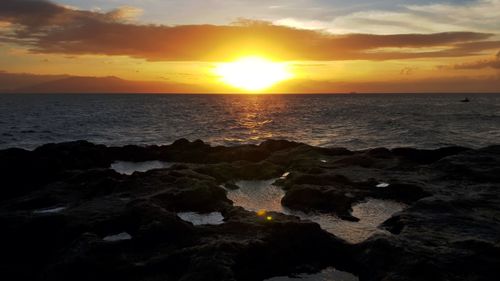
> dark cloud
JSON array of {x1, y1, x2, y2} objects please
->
[
  {"x1": 453, "y1": 60, "x2": 500, "y2": 70},
  {"x1": 0, "y1": 0, "x2": 126, "y2": 28},
  {"x1": 1, "y1": 0, "x2": 500, "y2": 61},
  {"x1": 400, "y1": 67, "x2": 417, "y2": 75}
]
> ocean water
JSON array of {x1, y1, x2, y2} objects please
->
[
  {"x1": 110, "y1": 160, "x2": 173, "y2": 175},
  {"x1": 264, "y1": 267, "x2": 358, "y2": 281},
  {"x1": 1, "y1": 93, "x2": 499, "y2": 150}
]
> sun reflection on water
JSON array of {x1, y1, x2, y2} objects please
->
[{"x1": 220, "y1": 95, "x2": 289, "y2": 144}]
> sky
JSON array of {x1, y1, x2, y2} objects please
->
[{"x1": 0, "y1": 0, "x2": 499, "y2": 93}]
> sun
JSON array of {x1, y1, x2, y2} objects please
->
[{"x1": 214, "y1": 57, "x2": 293, "y2": 92}]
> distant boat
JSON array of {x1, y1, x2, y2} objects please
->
[{"x1": 461, "y1": 97, "x2": 470, "y2": 103}]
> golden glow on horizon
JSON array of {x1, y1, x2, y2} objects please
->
[
  {"x1": 214, "y1": 57, "x2": 293, "y2": 92},
  {"x1": 1, "y1": 46, "x2": 498, "y2": 93}
]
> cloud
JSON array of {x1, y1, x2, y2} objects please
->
[
  {"x1": 0, "y1": 21, "x2": 11, "y2": 28},
  {"x1": 276, "y1": 0, "x2": 500, "y2": 35},
  {"x1": 106, "y1": 6, "x2": 143, "y2": 22},
  {"x1": 406, "y1": 0, "x2": 500, "y2": 33},
  {"x1": 453, "y1": 60, "x2": 500, "y2": 70},
  {"x1": 449, "y1": 50, "x2": 500, "y2": 70},
  {"x1": 400, "y1": 67, "x2": 417, "y2": 76},
  {"x1": 1, "y1": 0, "x2": 500, "y2": 61},
  {"x1": 437, "y1": 50, "x2": 500, "y2": 70}
]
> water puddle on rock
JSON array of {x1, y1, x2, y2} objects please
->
[
  {"x1": 265, "y1": 267, "x2": 358, "y2": 281},
  {"x1": 103, "y1": 232, "x2": 132, "y2": 242},
  {"x1": 111, "y1": 161, "x2": 173, "y2": 175},
  {"x1": 294, "y1": 199, "x2": 406, "y2": 243},
  {"x1": 33, "y1": 206, "x2": 67, "y2": 214},
  {"x1": 227, "y1": 179, "x2": 286, "y2": 213},
  {"x1": 177, "y1": 212, "x2": 225, "y2": 225},
  {"x1": 226, "y1": 179, "x2": 406, "y2": 243},
  {"x1": 376, "y1": 182, "x2": 390, "y2": 188}
]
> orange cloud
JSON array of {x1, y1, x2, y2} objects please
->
[
  {"x1": 453, "y1": 60, "x2": 500, "y2": 70},
  {"x1": 437, "y1": 50, "x2": 500, "y2": 70},
  {"x1": 452, "y1": 51, "x2": 500, "y2": 70},
  {"x1": 1, "y1": 0, "x2": 500, "y2": 62}
]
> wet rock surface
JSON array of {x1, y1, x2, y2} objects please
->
[{"x1": 0, "y1": 140, "x2": 499, "y2": 281}]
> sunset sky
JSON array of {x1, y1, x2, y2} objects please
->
[{"x1": 1, "y1": 0, "x2": 499, "y2": 93}]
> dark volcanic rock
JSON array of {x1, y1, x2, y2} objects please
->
[
  {"x1": 195, "y1": 161, "x2": 284, "y2": 182},
  {"x1": 353, "y1": 146, "x2": 500, "y2": 281},
  {"x1": 281, "y1": 173, "x2": 429, "y2": 219},
  {"x1": 432, "y1": 145, "x2": 500, "y2": 182},
  {"x1": 391, "y1": 146, "x2": 471, "y2": 164},
  {"x1": 0, "y1": 141, "x2": 113, "y2": 200},
  {"x1": 0, "y1": 140, "x2": 499, "y2": 281},
  {"x1": 122, "y1": 199, "x2": 195, "y2": 244},
  {"x1": 375, "y1": 183, "x2": 431, "y2": 204},
  {"x1": 160, "y1": 139, "x2": 302, "y2": 163},
  {"x1": 33, "y1": 140, "x2": 111, "y2": 169},
  {"x1": 224, "y1": 182, "x2": 240, "y2": 190},
  {"x1": 281, "y1": 186, "x2": 359, "y2": 221},
  {"x1": 357, "y1": 196, "x2": 500, "y2": 281}
]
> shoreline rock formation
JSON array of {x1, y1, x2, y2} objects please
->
[{"x1": 1, "y1": 139, "x2": 499, "y2": 281}]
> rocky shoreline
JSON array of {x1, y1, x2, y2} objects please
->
[{"x1": 1, "y1": 139, "x2": 499, "y2": 281}]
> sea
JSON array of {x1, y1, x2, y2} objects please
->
[{"x1": 1, "y1": 93, "x2": 499, "y2": 150}]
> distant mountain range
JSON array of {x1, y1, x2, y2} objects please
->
[
  {"x1": 0, "y1": 72, "x2": 210, "y2": 93},
  {"x1": 1, "y1": 71, "x2": 498, "y2": 93}
]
